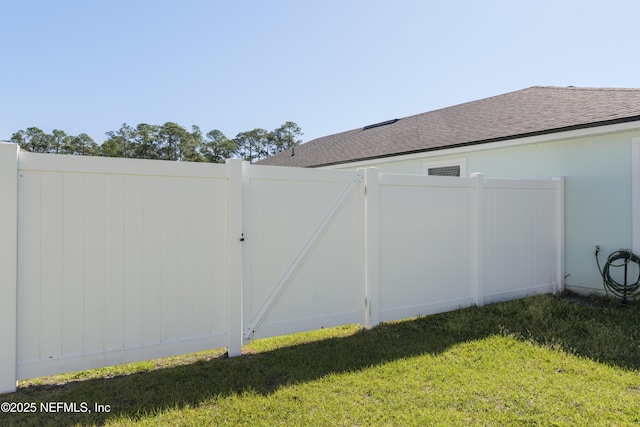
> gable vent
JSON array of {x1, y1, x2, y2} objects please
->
[{"x1": 363, "y1": 118, "x2": 399, "y2": 130}]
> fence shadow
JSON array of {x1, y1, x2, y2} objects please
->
[{"x1": 3, "y1": 293, "x2": 640, "y2": 425}]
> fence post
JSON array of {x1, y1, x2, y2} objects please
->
[
  {"x1": 553, "y1": 177, "x2": 565, "y2": 293},
  {"x1": 0, "y1": 143, "x2": 19, "y2": 393},
  {"x1": 226, "y1": 159, "x2": 244, "y2": 357},
  {"x1": 364, "y1": 168, "x2": 380, "y2": 328},
  {"x1": 470, "y1": 173, "x2": 485, "y2": 306}
]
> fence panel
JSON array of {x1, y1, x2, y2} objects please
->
[
  {"x1": 16, "y1": 152, "x2": 231, "y2": 380},
  {"x1": 483, "y1": 179, "x2": 561, "y2": 302},
  {"x1": 376, "y1": 173, "x2": 562, "y2": 322},
  {"x1": 378, "y1": 174, "x2": 476, "y2": 322}
]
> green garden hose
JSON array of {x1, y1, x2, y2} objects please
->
[{"x1": 595, "y1": 248, "x2": 640, "y2": 301}]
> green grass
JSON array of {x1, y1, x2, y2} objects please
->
[{"x1": 3, "y1": 292, "x2": 640, "y2": 426}]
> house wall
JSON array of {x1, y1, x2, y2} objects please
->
[{"x1": 331, "y1": 129, "x2": 640, "y2": 294}]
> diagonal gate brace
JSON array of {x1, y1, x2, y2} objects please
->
[{"x1": 244, "y1": 170, "x2": 364, "y2": 341}]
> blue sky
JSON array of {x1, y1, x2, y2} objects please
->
[{"x1": 2, "y1": 1, "x2": 639, "y2": 144}]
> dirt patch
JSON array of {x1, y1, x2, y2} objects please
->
[{"x1": 558, "y1": 292, "x2": 592, "y2": 306}]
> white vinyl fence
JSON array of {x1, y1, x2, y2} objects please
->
[{"x1": 0, "y1": 143, "x2": 564, "y2": 393}]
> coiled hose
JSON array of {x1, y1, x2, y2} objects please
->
[{"x1": 595, "y1": 248, "x2": 640, "y2": 301}]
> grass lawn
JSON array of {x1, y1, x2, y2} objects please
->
[{"x1": 2, "y1": 292, "x2": 640, "y2": 426}]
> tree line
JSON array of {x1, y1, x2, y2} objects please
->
[{"x1": 9, "y1": 121, "x2": 302, "y2": 163}]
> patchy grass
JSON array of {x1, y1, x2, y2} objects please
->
[{"x1": 2, "y1": 292, "x2": 640, "y2": 426}]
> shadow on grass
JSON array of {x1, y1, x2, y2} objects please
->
[{"x1": 2, "y1": 292, "x2": 640, "y2": 425}]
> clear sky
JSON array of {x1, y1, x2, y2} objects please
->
[{"x1": 2, "y1": 0, "x2": 639, "y2": 145}]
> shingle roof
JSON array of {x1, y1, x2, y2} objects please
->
[{"x1": 258, "y1": 86, "x2": 640, "y2": 167}]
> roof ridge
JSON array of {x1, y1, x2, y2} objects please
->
[
  {"x1": 384, "y1": 85, "x2": 640, "y2": 123},
  {"x1": 531, "y1": 85, "x2": 640, "y2": 92},
  {"x1": 399, "y1": 86, "x2": 537, "y2": 119}
]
